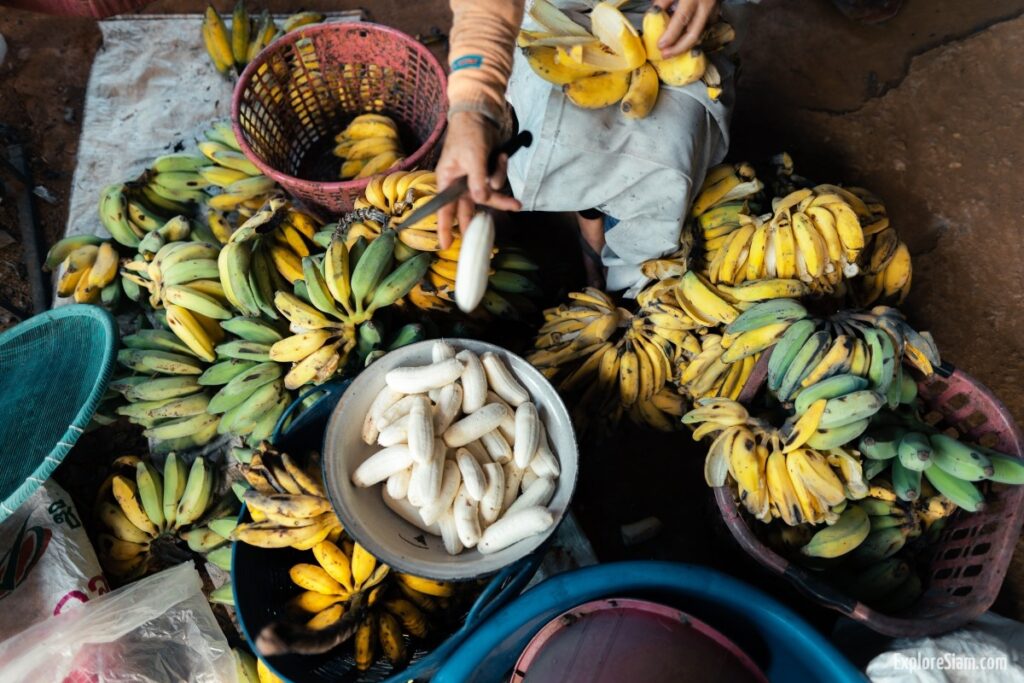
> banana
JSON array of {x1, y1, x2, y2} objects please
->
[
  {"x1": 202, "y1": 6, "x2": 234, "y2": 74},
  {"x1": 219, "y1": 241, "x2": 262, "y2": 317},
  {"x1": 98, "y1": 500, "x2": 154, "y2": 544},
  {"x1": 805, "y1": 417, "x2": 871, "y2": 450},
  {"x1": 164, "y1": 284, "x2": 233, "y2": 320},
  {"x1": 354, "y1": 612, "x2": 376, "y2": 671},
  {"x1": 216, "y1": 340, "x2": 273, "y2": 361},
  {"x1": 765, "y1": 449, "x2": 803, "y2": 526},
  {"x1": 801, "y1": 504, "x2": 870, "y2": 558},
  {"x1": 929, "y1": 433, "x2": 992, "y2": 481},
  {"x1": 99, "y1": 183, "x2": 141, "y2": 247},
  {"x1": 219, "y1": 379, "x2": 286, "y2": 434},
  {"x1": 395, "y1": 573, "x2": 453, "y2": 597},
  {"x1": 379, "y1": 611, "x2": 407, "y2": 665},
  {"x1": 209, "y1": 362, "x2": 283, "y2": 413},
  {"x1": 97, "y1": 533, "x2": 149, "y2": 562},
  {"x1": 301, "y1": 256, "x2": 345, "y2": 318},
  {"x1": 849, "y1": 528, "x2": 909, "y2": 565},
  {"x1": 134, "y1": 461, "x2": 165, "y2": 532},
  {"x1": 620, "y1": 62, "x2": 659, "y2": 119},
  {"x1": 311, "y1": 540, "x2": 354, "y2": 592},
  {"x1": 680, "y1": 272, "x2": 738, "y2": 324},
  {"x1": 176, "y1": 457, "x2": 213, "y2": 527},
  {"x1": 162, "y1": 453, "x2": 187, "y2": 529},
  {"x1": 117, "y1": 349, "x2": 204, "y2": 375},
  {"x1": 365, "y1": 253, "x2": 431, "y2": 315},
  {"x1": 233, "y1": 521, "x2": 327, "y2": 548},
  {"x1": 781, "y1": 399, "x2": 827, "y2": 452},
  {"x1": 199, "y1": 359, "x2": 259, "y2": 385},
  {"x1": 163, "y1": 258, "x2": 220, "y2": 286},
  {"x1": 984, "y1": 450, "x2": 1024, "y2": 485},
  {"x1": 798, "y1": 335, "x2": 854, "y2": 388},
  {"x1": 891, "y1": 457, "x2": 921, "y2": 502},
  {"x1": 230, "y1": 0, "x2": 250, "y2": 68},
  {"x1": 896, "y1": 431, "x2": 933, "y2": 472},
  {"x1": 165, "y1": 304, "x2": 217, "y2": 362},
  {"x1": 720, "y1": 322, "x2": 791, "y2": 363},
  {"x1": 826, "y1": 202, "x2": 865, "y2": 259},
  {"x1": 112, "y1": 476, "x2": 160, "y2": 536},
  {"x1": 563, "y1": 71, "x2": 630, "y2": 109},
  {"x1": 290, "y1": 563, "x2": 345, "y2": 595},
  {"x1": 349, "y1": 229, "x2": 396, "y2": 310},
  {"x1": 776, "y1": 330, "x2": 831, "y2": 400},
  {"x1": 523, "y1": 45, "x2": 600, "y2": 85},
  {"x1": 211, "y1": 150, "x2": 261, "y2": 176},
  {"x1": 817, "y1": 390, "x2": 884, "y2": 429},
  {"x1": 793, "y1": 374, "x2": 869, "y2": 415},
  {"x1": 145, "y1": 412, "x2": 220, "y2": 442},
  {"x1": 274, "y1": 291, "x2": 339, "y2": 330},
  {"x1": 220, "y1": 317, "x2": 284, "y2": 344},
  {"x1": 766, "y1": 319, "x2": 818, "y2": 392}
]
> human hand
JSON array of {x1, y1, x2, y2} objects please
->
[
  {"x1": 651, "y1": 0, "x2": 720, "y2": 58},
  {"x1": 435, "y1": 110, "x2": 521, "y2": 250}
]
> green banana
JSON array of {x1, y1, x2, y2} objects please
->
[
  {"x1": 218, "y1": 379, "x2": 285, "y2": 435},
  {"x1": 767, "y1": 319, "x2": 817, "y2": 392},
  {"x1": 199, "y1": 359, "x2": 259, "y2": 385},
  {"x1": 793, "y1": 374, "x2": 870, "y2": 415},
  {"x1": 117, "y1": 349, "x2": 204, "y2": 375},
  {"x1": 859, "y1": 496, "x2": 901, "y2": 517},
  {"x1": 135, "y1": 461, "x2": 165, "y2": 531},
  {"x1": 44, "y1": 234, "x2": 105, "y2": 271},
  {"x1": 777, "y1": 330, "x2": 831, "y2": 400},
  {"x1": 163, "y1": 259, "x2": 220, "y2": 286},
  {"x1": 357, "y1": 320, "x2": 383, "y2": 358},
  {"x1": 99, "y1": 183, "x2": 142, "y2": 247},
  {"x1": 313, "y1": 229, "x2": 334, "y2": 249},
  {"x1": 147, "y1": 178, "x2": 207, "y2": 204},
  {"x1": 349, "y1": 236, "x2": 369, "y2": 270},
  {"x1": 301, "y1": 256, "x2": 345, "y2": 318},
  {"x1": 246, "y1": 393, "x2": 290, "y2": 444},
  {"x1": 208, "y1": 362, "x2": 283, "y2": 413},
  {"x1": 859, "y1": 427, "x2": 905, "y2": 460},
  {"x1": 147, "y1": 392, "x2": 211, "y2": 419},
  {"x1": 152, "y1": 154, "x2": 209, "y2": 174},
  {"x1": 897, "y1": 431, "x2": 933, "y2": 472},
  {"x1": 157, "y1": 215, "x2": 193, "y2": 241},
  {"x1": 144, "y1": 412, "x2": 220, "y2": 441},
  {"x1": 863, "y1": 458, "x2": 889, "y2": 481},
  {"x1": 137, "y1": 230, "x2": 166, "y2": 259},
  {"x1": 724, "y1": 299, "x2": 807, "y2": 335},
  {"x1": 163, "y1": 453, "x2": 187, "y2": 529},
  {"x1": 863, "y1": 327, "x2": 896, "y2": 397},
  {"x1": 215, "y1": 340, "x2": 273, "y2": 361},
  {"x1": 349, "y1": 229, "x2": 396, "y2": 311},
  {"x1": 898, "y1": 372, "x2": 918, "y2": 405},
  {"x1": 184, "y1": 526, "x2": 228, "y2": 553},
  {"x1": 492, "y1": 251, "x2": 539, "y2": 271},
  {"x1": 122, "y1": 329, "x2": 197, "y2": 356},
  {"x1": 849, "y1": 526, "x2": 909, "y2": 565},
  {"x1": 982, "y1": 449, "x2": 1024, "y2": 485},
  {"x1": 176, "y1": 457, "x2": 213, "y2": 526},
  {"x1": 206, "y1": 121, "x2": 242, "y2": 151},
  {"x1": 364, "y1": 252, "x2": 432, "y2": 314},
  {"x1": 849, "y1": 558, "x2": 911, "y2": 603},
  {"x1": 817, "y1": 390, "x2": 884, "y2": 429},
  {"x1": 161, "y1": 242, "x2": 220, "y2": 272},
  {"x1": 805, "y1": 417, "x2": 871, "y2": 450},
  {"x1": 248, "y1": 244, "x2": 280, "y2": 320},
  {"x1": 891, "y1": 456, "x2": 921, "y2": 501},
  {"x1": 800, "y1": 504, "x2": 870, "y2": 558},
  {"x1": 164, "y1": 284, "x2": 233, "y2": 320},
  {"x1": 125, "y1": 376, "x2": 202, "y2": 402},
  {"x1": 210, "y1": 583, "x2": 235, "y2": 605},
  {"x1": 218, "y1": 241, "x2": 262, "y2": 317},
  {"x1": 151, "y1": 417, "x2": 220, "y2": 454},
  {"x1": 211, "y1": 150, "x2": 261, "y2": 176},
  {"x1": 489, "y1": 270, "x2": 542, "y2": 296},
  {"x1": 219, "y1": 317, "x2": 283, "y2": 344},
  {"x1": 923, "y1": 464, "x2": 986, "y2": 512},
  {"x1": 930, "y1": 433, "x2": 993, "y2": 481},
  {"x1": 206, "y1": 545, "x2": 233, "y2": 571},
  {"x1": 208, "y1": 516, "x2": 238, "y2": 539},
  {"x1": 387, "y1": 323, "x2": 425, "y2": 351}
]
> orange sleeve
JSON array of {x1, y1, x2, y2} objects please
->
[{"x1": 447, "y1": 0, "x2": 525, "y2": 123}]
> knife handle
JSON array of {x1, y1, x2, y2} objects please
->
[{"x1": 486, "y1": 130, "x2": 533, "y2": 176}]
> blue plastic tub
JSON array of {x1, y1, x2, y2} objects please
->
[
  {"x1": 233, "y1": 379, "x2": 544, "y2": 683},
  {"x1": 433, "y1": 561, "x2": 866, "y2": 683}
]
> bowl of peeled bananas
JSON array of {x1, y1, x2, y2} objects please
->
[
  {"x1": 231, "y1": 22, "x2": 448, "y2": 214},
  {"x1": 323, "y1": 339, "x2": 578, "y2": 582}
]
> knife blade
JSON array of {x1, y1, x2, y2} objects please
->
[{"x1": 392, "y1": 130, "x2": 532, "y2": 232}]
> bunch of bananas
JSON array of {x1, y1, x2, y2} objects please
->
[
  {"x1": 44, "y1": 236, "x2": 121, "y2": 305},
  {"x1": 110, "y1": 332, "x2": 223, "y2": 453},
  {"x1": 94, "y1": 454, "x2": 219, "y2": 578},
  {"x1": 852, "y1": 212, "x2": 913, "y2": 306},
  {"x1": 231, "y1": 443, "x2": 344, "y2": 549},
  {"x1": 520, "y1": 1, "x2": 733, "y2": 117},
  {"x1": 255, "y1": 534, "x2": 469, "y2": 671},
  {"x1": 198, "y1": 121, "x2": 279, "y2": 217},
  {"x1": 684, "y1": 398, "x2": 869, "y2": 526},
  {"x1": 343, "y1": 169, "x2": 444, "y2": 252},
  {"x1": 857, "y1": 411, "x2": 1024, "y2": 512},
  {"x1": 202, "y1": 0, "x2": 323, "y2": 77},
  {"x1": 528, "y1": 287, "x2": 692, "y2": 432},
  {"x1": 353, "y1": 320, "x2": 427, "y2": 367},
  {"x1": 333, "y1": 114, "x2": 407, "y2": 180}
]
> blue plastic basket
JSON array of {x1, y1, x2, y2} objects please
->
[
  {"x1": 433, "y1": 561, "x2": 865, "y2": 683},
  {"x1": 0, "y1": 305, "x2": 116, "y2": 522},
  {"x1": 232, "y1": 378, "x2": 544, "y2": 683}
]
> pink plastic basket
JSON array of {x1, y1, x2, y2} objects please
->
[
  {"x1": 231, "y1": 22, "x2": 447, "y2": 216},
  {"x1": 721, "y1": 360, "x2": 1024, "y2": 637}
]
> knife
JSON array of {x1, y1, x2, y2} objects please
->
[{"x1": 392, "y1": 130, "x2": 533, "y2": 231}]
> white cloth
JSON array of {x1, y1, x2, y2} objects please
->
[{"x1": 507, "y1": 1, "x2": 736, "y2": 295}]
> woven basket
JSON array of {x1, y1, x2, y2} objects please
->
[
  {"x1": 231, "y1": 22, "x2": 447, "y2": 216},
  {"x1": 720, "y1": 361, "x2": 1024, "y2": 637}
]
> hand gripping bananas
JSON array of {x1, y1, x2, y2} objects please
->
[
  {"x1": 94, "y1": 454, "x2": 220, "y2": 579},
  {"x1": 519, "y1": 1, "x2": 734, "y2": 115}
]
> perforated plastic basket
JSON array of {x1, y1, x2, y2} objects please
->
[
  {"x1": 231, "y1": 22, "x2": 447, "y2": 215},
  {"x1": 719, "y1": 361, "x2": 1024, "y2": 637},
  {"x1": 0, "y1": 305, "x2": 116, "y2": 521}
]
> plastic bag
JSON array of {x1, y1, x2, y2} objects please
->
[
  {"x1": 0, "y1": 480, "x2": 108, "y2": 642},
  {"x1": 0, "y1": 561, "x2": 237, "y2": 683}
]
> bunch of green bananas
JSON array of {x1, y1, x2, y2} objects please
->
[
  {"x1": 198, "y1": 121, "x2": 279, "y2": 218},
  {"x1": 201, "y1": 0, "x2": 323, "y2": 77},
  {"x1": 857, "y1": 411, "x2": 1024, "y2": 512},
  {"x1": 110, "y1": 332, "x2": 222, "y2": 453},
  {"x1": 231, "y1": 443, "x2": 344, "y2": 549},
  {"x1": 43, "y1": 236, "x2": 121, "y2": 306},
  {"x1": 94, "y1": 453, "x2": 220, "y2": 579},
  {"x1": 528, "y1": 287, "x2": 691, "y2": 434}
]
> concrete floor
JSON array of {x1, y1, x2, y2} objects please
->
[{"x1": 3, "y1": 0, "x2": 1024, "y2": 631}]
